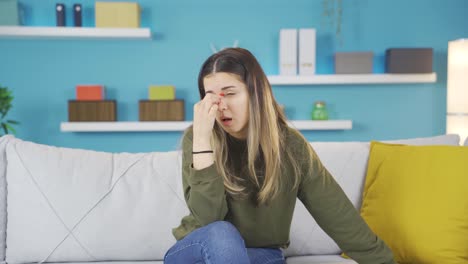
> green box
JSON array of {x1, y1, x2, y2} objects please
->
[
  {"x1": 0, "y1": 0, "x2": 19, "y2": 25},
  {"x1": 149, "y1": 85, "x2": 175, "y2": 100}
]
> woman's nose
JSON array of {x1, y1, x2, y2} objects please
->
[{"x1": 218, "y1": 98, "x2": 227, "y2": 111}]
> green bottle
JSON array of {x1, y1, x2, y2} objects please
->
[{"x1": 311, "y1": 101, "x2": 329, "y2": 120}]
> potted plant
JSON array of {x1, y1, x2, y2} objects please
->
[
  {"x1": 322, "y1": 0, "x2": 343, "y2": 45},
  {"x1": 0, "y1": 85, "x2": 19, "y2": 136}
]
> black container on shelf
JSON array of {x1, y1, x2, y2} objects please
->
[
  {"x1": 73, "y1": 4, "x2": 82, "y2": 27},
  {"x1": 385, "y1": 48, "x2": 433, "y2": 73},
  {"x1": 56, "y1": 3, "x2": 65, "y2": 26}
]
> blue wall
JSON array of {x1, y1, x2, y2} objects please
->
[{"x1": 1, "y1": 0, "x2": 467, "y2": 152}]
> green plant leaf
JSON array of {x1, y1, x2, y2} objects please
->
[
  {"x1": 1, "y1": 123, "x2": 7, "y2": 135},
  {"x1": 6, "y1": 120, "x2": 19, "y2": 124},
  {"x1": 5, "y1": 123, "x2": 16, "y2": 134},
  {"x1": 0, "y1": 86, "x2": 16, "y2": 127}
]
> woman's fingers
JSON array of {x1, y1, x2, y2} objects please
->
[{"x1": 208, "y1": 103, "x2": 219, "y2": 118}]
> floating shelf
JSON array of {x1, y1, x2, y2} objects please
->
[
  {"x1": 267, "y1": 73, "x2": 437, "y2": 85},
  {"x1": 0, "y1": 26, "x2": 151, "y2": 39},
  {"x1": 60, "y1": 120, "x2": 352, "y2": 132}
]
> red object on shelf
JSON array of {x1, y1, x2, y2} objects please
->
[{"x1": 76, "y1": 85, "x2": 105, "y2": 100}]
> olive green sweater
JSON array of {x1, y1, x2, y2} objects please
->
[{"x1": 172, "y1": 127, "x2": 395, "y2": 264}]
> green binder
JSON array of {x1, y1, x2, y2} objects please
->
[{"x1": 0, "y1": 0, "x2": 19, "y2": 25}]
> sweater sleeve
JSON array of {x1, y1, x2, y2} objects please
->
[
  {"x1": 180, "y1": 129, "x2": 228, "y2": 226},
  {"x1": 296, "y1": 139, "x2": 396, "y2": 264}
]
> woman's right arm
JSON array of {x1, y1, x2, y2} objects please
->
[{"x1": 180, "y1": 93, "x2": 228, "y2": 226}]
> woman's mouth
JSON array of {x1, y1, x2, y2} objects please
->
[{"x1": 221, "y1": 117, "x2": 233, "y2": 126}]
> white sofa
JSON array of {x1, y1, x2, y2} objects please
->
[{"x1": 0, "y1": 134, "x2": 464, "y2": 264}]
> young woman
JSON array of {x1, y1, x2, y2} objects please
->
[{"x1": 164, "y1": 48, "x2": 395, "y2": 264}]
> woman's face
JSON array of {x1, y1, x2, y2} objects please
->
[{"x1": 203, "y1": 72, "x2": 249, "y2": 139}]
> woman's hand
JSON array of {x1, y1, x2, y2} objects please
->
[{"x1": 193, "y1": 93, "x2": 220, "y2": 150}]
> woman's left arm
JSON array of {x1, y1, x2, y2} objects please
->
[{"x1": 297, "y1": 143, "x2": 396, "y2": 264}]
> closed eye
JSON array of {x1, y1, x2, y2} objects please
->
[{"x1": 226, "y1": 93, "x2": 235, "y2": 96}]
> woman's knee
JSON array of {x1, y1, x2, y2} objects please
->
[
  {"x1": 165, "y1": 221, "x2": 248, "y2": 264},
  {"x1": 203, "y1": 221, "x2": 244, "y2": 245}
]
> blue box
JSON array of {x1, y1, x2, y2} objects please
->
[{"x1": 0, "y1": 0, "x2": 19, "y2": 25}]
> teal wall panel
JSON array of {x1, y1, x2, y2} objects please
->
[{"x1": 1, "y1": 0, "x2": 467, "y2": 152}]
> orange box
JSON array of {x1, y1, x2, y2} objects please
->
[{"x1": 76, "y1": 85, "x2": 105, "y2": 100}]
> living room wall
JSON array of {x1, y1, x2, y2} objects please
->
[{"x1": 1, "y1": 0, "x2": 467, "y2": 152}]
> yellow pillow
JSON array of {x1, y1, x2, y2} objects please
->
[{"x1": 360, "y1": 141, "x2": 468, "y2": 264}]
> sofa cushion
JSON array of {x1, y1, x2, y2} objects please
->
[
  {"x1": 465, "y1": 136, "x2": 468, "y2": 146},
  {"x1": 0, "y1": 135, "x2": 12, "y2": 261},
  {"x1": 286, "y1": 255, "x2": 357, "y2": 264},
  {"x1": 4, "y1": 136, "x2": 189, "y2": 263},
  {"x1": 47, "y1": 261, "x2": 164, "y2": 264},
  {"x1": 361, "y1": 142, "x2": 468, "y2": 263},
  {"x1": 284, "y1": 134, "x2": 460, "y2": 257}
]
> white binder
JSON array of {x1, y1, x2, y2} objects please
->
[
  {"x1": 299, "y1": 28, "x2": 316, "y2": 75},
  {"x1": 279, "y1": 29, "x2": 298, "y2": 76}
]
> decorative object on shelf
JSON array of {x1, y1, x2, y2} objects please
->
[
  {"x1": 76, "y1": 85, "x2": 105, "y2": 100},
  {"x1": 385, "y1": 48, "x2": 433, "y2": 73},
  {"x1": 140, "y1": 84, "x2": 184, "y2": 121},
  {"x1": 68, "y1": 100, "x2": 116, "y2": 121},
  {"x1": 0, "y1": 0, "x2": 20, "y2": 25},
  {"x1": 321, "y1": 0, "x2": 343, "y2": 45},
  {"x1": 299, "y1": 28, "x2": 316, "y2": 76},
  {"x1": 335, "y1": 52, "x2": 373, "y2": 74},
  {"x1": 279, "y1": 28, "x2": 316, "y2": 76},
  {"x1": 69, "y1": 84, "x2": 115, "y2": 121},
  {"x1": 148, "y1": 85, "x2": 175, "y2": 100},
  {"x1": 0, "y1": 85, "x2": 19, "y2": 135},
  {"x1": 447, "y1": 39, "x2": 468, "y2": 144},
  {"x1": 311, "y1": 101, "x2": 329, "y2": 120},
  {"x1": 73, "y1": 4, "x2": 82, "y2": 27},
  {"x1": 139, "y1": 100, "x2": 184, "y2": 121},
  {"x1": 279, "y1": 29, "x2": 298, "y2": 76},
  {"x1": 56, "y1": 3, "x2": 66, "y2": 27},
  {"x1": 95, "y1": 1, "x2": 141, "y2": 28}
]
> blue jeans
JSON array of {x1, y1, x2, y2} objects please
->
[{"x1": 164, "y1": 221, "x2": 285, "y2": 264}]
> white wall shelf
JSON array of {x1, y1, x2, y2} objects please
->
[
  {"x1": 0, "y1": 26, "x2": 151, "y2": 39},
  {"x1": 267, "y1": 73, "x2": 437, "y2": 85},
  {"x1": 60, "y1": 120, "x2": 352, "y2": 132}
]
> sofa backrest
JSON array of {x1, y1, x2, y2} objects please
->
[{"x1": 0, "y1": 134, "x2": 461, "y2": 262}]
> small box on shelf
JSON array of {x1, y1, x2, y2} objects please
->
[
  {"x1": 139, "y1": 100, "x2": 184, "y2": 121},
  {"x1": 68, "y1": 100, "x2": 116, "y2": 121},
  {"x1": 335, "y1": 52, "x2": 373, "y2": 74},
  {"x1": 149, "y1": 85, "x2": 175, "y2": 100},
  {"x1": 95, "y1": 1, "x2": 140, "y2": 28},
  {"x1": 76, "y1": 85, "x2": 105, "y2": 100},
  {"x1": 385, "y1": 48, "x2": 433, "y2": 73},
  {"x1": 0, "y1": 0, "x2": 20, "y2": 25}
]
